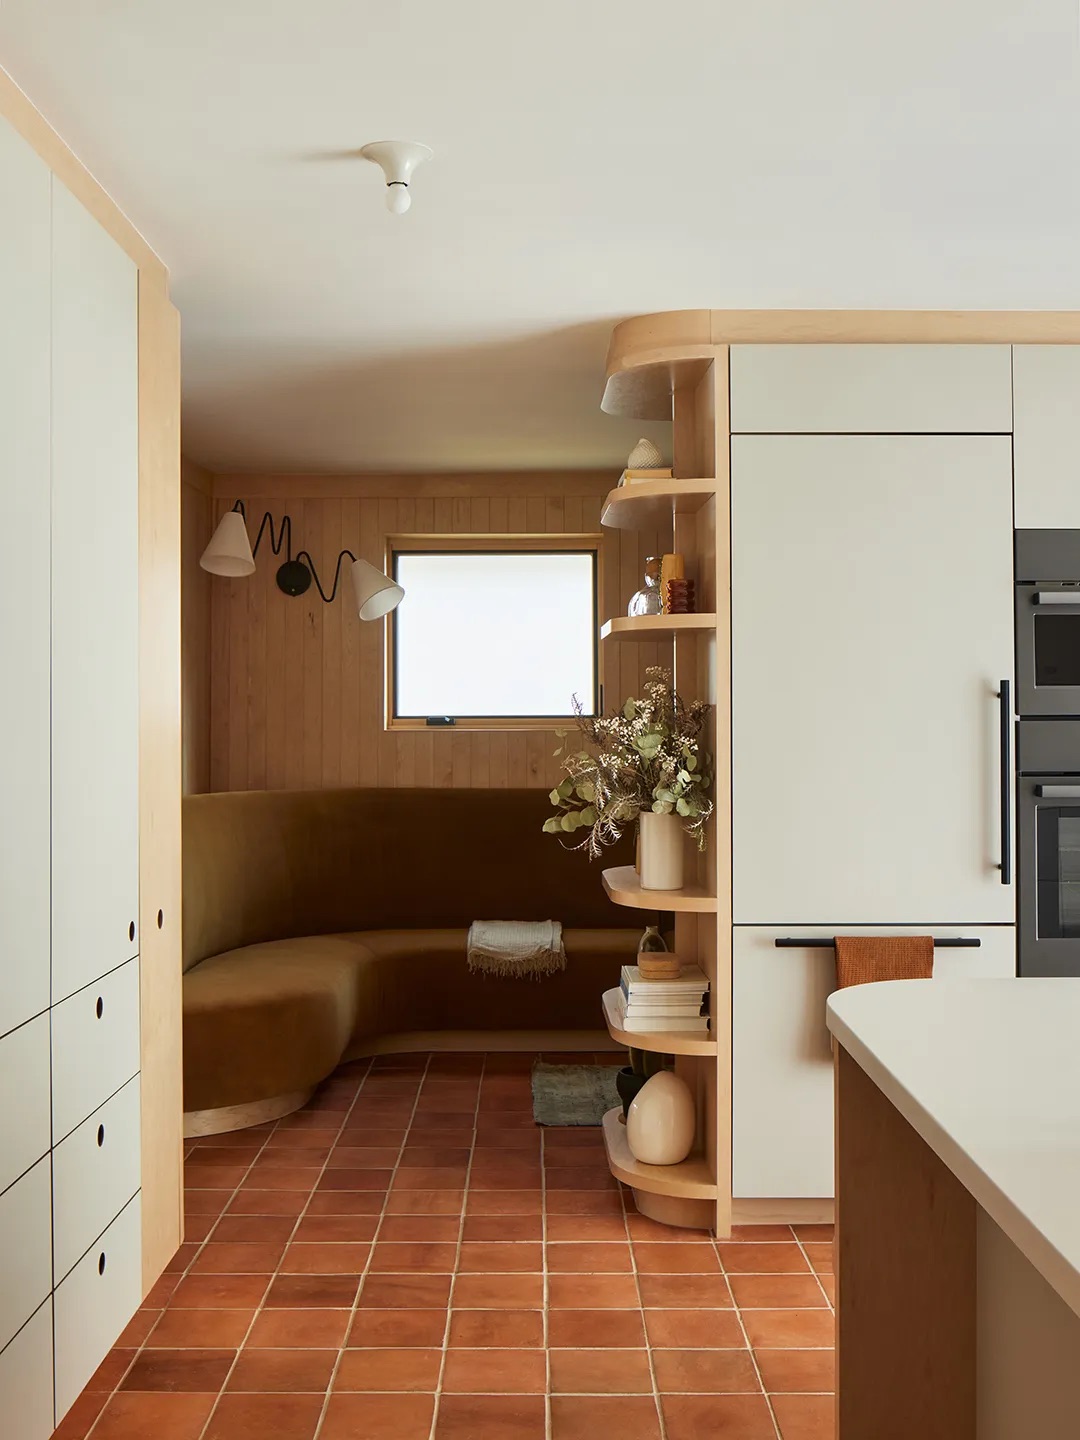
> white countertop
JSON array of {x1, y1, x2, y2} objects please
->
[{"x1": 827, "y1": 978, "x2": 1080, "y2": 1318}]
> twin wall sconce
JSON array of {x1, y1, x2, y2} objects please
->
[{"x1": 199, "y1": 502, "x2": 404, "y2": 622}]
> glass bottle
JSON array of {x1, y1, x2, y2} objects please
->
[
  {"x1": 628, "y1": 556, "x2": 663, "y2": 616},
  {"x1": 636, "y1": 924, "x2": 681, "y2": 979}
]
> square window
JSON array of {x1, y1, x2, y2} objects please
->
[{"x1": 392, "y1": 548, "x2": 598, "y2": 721}]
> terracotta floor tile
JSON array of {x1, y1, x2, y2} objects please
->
[
  {"x1": 240, "y1": 1166, "x2": 325, "y2": 1192},
  {"x1": 461, "y1": 1214, "x2": 543, "y2": 1242},
  {"x1": 118, "y1": 1309, "x2": 160, "y2": 1347},
  {"x1": 463, "y1": 1190, "x2": 542, "y2": 1216},
  {"x1": 468, "y1": 1164, "x2": 543, "y2": 1190},
  {"x1": 792, "y1": 1224, "x2": 834, "y2": 1242},
  {"x1": 335, "y1": 1348, "x2": 442, "y2": 1392},
  {"x1": 183, "y1": 1162, "x2": 249, "y2": 1188},
  {"x1": 377, "y1": 1216, "x2": 460, "y2": 1243},
  {"x1": 203, "y1": 1393, "x2": 324, "y2": 1440},
  {"x1": 549, "y1": 1348, "x2": 653, "y2": 1394},
  {"x1": 385, "y1": 1190, "x2": 465, "y2": 1215},
  {"x1": 184, "y1": 1189, "x2": 232, "y2": 1216},
  {"x1": 306, "y1": 1191, "x2": 385, "y2": 1216},
  {"x1": 183, "y1": 1216, "x2": 216, "y2": 1244},
  {"x1": 547, "y1": 1242, "x2": 633, "y2": 1273},
  {"x1": 451, "y1": 1273, "x2": 544, "y2": 1309},
  {"x1": 770, "y1": 1393, "x2": 836, "y2": 1439},
  {"x1": 210, "y1": 1215, "x2": 298, "y2": 1245},
  {"x1": 347, "y1": 1309, "x2": 449, "y2": 1348},
  {"x1": 190, "y1": 1242, "x2": 285, "y2": 1274},
  {"x1": 245, "y1": 1308, "x2": 350, "y2": 1348},
  {"x1": 256, "y1": 1147, "x2": 332, "y2": 1168},
  {"x1": 546, "y1": 1215, "x2": 629, "y2": 1242},
  {"x1": 549, "y1": 1394, "x2": 662, "y2": 1440},
  {"x1": 456, "y1": 1241, "x2": 542, "y2": 1273},
  {"x1": 624, "y1": 1215, "x2": 710, "y2": 1243},
  {"x1": 441, "y1": 1348, "x2": 546, "y2": 1393},
  {"x1": 818, "y1": 1273, "x2": 836, "y2": 1305},
  {"x1": 395, "y1": 1147, "x2": 471, "y2": 1167},
  {"x1": 661, "y1": 1394, "x2": 778, "y2": 1440},
  {"x1": 227, "y1": 1348, "x2": 337, "y2": 1393},
  {"x1": 280, "y1": 1241, "x2": 371, "y2": 1274},
  {"x1": 147, "y1": 1309, "x2": 254, "y2": 1348},
  {"x1": 88, "y1": 1393, "x2": 217, "y2": 1440},
  {"x1": 359, "y1": 1273, "x2": 453, "y2": 1309},
  {"x1": 802, "y1": 1242, "x2": 834, "y2": 1273},
  {"x1": 316, "y1": 1168, "x2": 393, "y2": 1192},
  {"x1": 545, "y1": 1167, "x2": 619, "y2": 1190},
  {"x1": 327, "y1": 1146, "x2": 403, "y2": 1167},
  {"x1": 405, "y1": 1129, "x2": 475, "y2": 1148},
  {"x1": 547, "y1": 1309, "x2": 646, "y2": 1349},
  {"x1": 264, "y1": 1275, "x2": 361, "y2": 1309},
  {"x1": 540, "y1": 1145, "x2": 608, "y2": 1168},
  {"x1": 435, "y1": 1394, "x2": 546, "y2": 1438},
  {"x1": 643, "y1": 1307, "x2": 745, "y2": 1347},
  {"x1": 164, "y1": 1242, "x2": 200, "y2": 1274},
  {"x1": 740, "y1": 1309, "x2": 836, "y2": 1349},
  {"x1": 120, "y1": 1349, "x2": 235, "y2": 1393},
  {"x1": 545, "y1": 1191, "x2": 624, "y2": 1216},
  {"x1": 637, "y1": 1273, "x2": 733, "y2": 1308},
  {"x1": 632, "y1": 1242, "x2": 721, "y2": 1274},
  {"x1": 727, "y1": 1273, "x2": 831, "y2": 1309},
  {"x1": 447, "y1": 1309, "x2": 544, "y2": 1348},
  {"x1": 369, "y1": 1242, "x2": 460, "y2": 1273},
  {"x1": 728, "y1": 1224, "x2": 795, "y2": 1242},
  {"x1": 86, "y1": 1348, "x2": 136, "y2": 1391},
  {"x1": 651, "y1": 1347, "x2": 761, "y2": 1393},
  {"x1": 224, "y1": 1191, "x2": 308, "y2": 1218},
  {"x1": 717, "y1": 1242, "x2": 810, "y2": 1273},
  {"x1": 51, "y1": 1388, "x2": 108, "y2": 1439},
  {"x1": 391, "y1": 1166, "x2": 468, "y2": 1190},
  {"x1": 756, "y1": 1347, "x2": 836, "y2": 1393},
  {"x1": 143, "y1": 1275, "x2": 182, "y2": 1308},
  {"x1": 547, "y1": 1274, "x2": 640, "y2": 1309},
  {"x1": 321, "y1": 1392, "x2": 437, "y2": 1439},
  {"x1": 292, "y1": 1214, "x2": 380, "y2": 1243}
]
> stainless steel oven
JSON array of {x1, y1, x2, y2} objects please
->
[
  {"x1": 1015, "y1": 530, "x2": 1080, "y2": 717},
  {"x1": 1018, "y1": 719, "x2": 1080, "y2": 975}
]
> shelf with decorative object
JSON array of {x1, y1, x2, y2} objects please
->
[
  {"x1": 601, "y1": 987, "x2": 717, "y2": 1057},
  {"x1": 601, "y1": 866, "x2": 717, "y2": 913},
  {"x1": 601, "y1": 478, "x2": 716, "y2": 532},
  {"x1": 602, "y1": 1105, "x2": 717, "y2": 1224},
  {"x1": 600, "y1": 614, "x2": 717, "y2": 643}
]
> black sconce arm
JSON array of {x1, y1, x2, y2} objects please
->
[
  {"x1": 294, "y1": 549, "x2": 358, "y2": 604},
  {"x1": 233, "y1": 500, "x2": 293, "y2": 563}
]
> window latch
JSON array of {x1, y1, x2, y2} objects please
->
[{"x1": 425, "y1": 716, "x2": 456, "y2": 727}]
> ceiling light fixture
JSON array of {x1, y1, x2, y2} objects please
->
[{"x1": 359, "y1": 140, "x2": 432, "y2": 215}]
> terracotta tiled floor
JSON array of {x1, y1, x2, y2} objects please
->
[{"x1": 56, "y1": 1052, "x2": 835, "y2": 1440}]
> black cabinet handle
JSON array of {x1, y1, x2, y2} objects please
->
[
  {"x1": 97, "y1": 1124, "x2": 105, "y2": 1148},
  {"x1": 999, "y1": 679, "x2": 1012, "y2": 886},
  {"x1": 98, "y1": 1252, "x2": 106, "y2": 1276},
  {"x1": 95, "y1": 996, "x2": 104, "y2": 1020},
  {"x1": 128, "y1": 921, "x2": 136, "y2": 943}
]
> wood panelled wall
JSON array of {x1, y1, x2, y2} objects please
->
[
  {"x1": 182, "y1": 472, "x2": 666, "y2": 793},
  {"x1": 181, "y1": 458, "x2": 213, "y2": 793}
]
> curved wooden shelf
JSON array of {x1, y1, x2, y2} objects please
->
[
  {"x1": 600, "y1": 614, "x2": 716, "y2": 643},
  {"x1": 602, "y1": 1107, "x2": 717, "y2": 1199},
  {"x1": 602, "y1": 866, "x2": 717, "y2": 914},
  {"x1": 601, "y1": 479, "x2": 716, "y2": 532},
  {"x1": 601, "y1": 988, "x2": 716, "y2": 1057}
]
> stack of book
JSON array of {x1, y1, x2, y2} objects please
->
[{"x1": 615, "y1": 963, "x2": 710, "y2": 1034}]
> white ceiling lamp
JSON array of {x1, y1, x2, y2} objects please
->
[{"x1": 359, "y1": 140, "x2": 432, "y2": 215}]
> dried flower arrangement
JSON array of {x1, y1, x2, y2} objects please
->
[{"x1": 543, "y1": 667, "x2": 713, "y2": 856}]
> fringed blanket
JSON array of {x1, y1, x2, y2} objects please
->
[{"x1": 467, "y1": 920, "x2": 567, "y2": 980}]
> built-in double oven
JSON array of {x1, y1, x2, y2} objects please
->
[{"x1": 1016, "y1": 531, "x2": 1080, "y2": 975}]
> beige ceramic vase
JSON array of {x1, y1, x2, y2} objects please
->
[{"x1": 625, "y1": 1070, "x2": 696, "y2": 1165}]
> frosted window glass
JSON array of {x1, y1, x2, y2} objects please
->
[{"x1": 394, "y1": 551, "x2": 597, "y2": 718}]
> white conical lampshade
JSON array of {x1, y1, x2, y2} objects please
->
[
  {"x1": 350, "y1": 559, "x2": 404, "y2": 621},
  {"x1": 200, "y1": 510, "x2": 255, "y2": 577}
]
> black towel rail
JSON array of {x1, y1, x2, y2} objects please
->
[{"x1": 773, "y1": 937, "x2": 981, "y2": 949}]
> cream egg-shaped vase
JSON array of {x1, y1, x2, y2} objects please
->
[{"x1": 625, "y1": 1071, "x2": 696, "y2": 1165}]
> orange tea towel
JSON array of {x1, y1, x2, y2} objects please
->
[{"x1": 834, "y1": 935, "x2": 934, "y2": 989}]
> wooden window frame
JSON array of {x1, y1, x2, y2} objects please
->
[{"x1": 385, "y1": 533, "x2": 603, "y2": 732}]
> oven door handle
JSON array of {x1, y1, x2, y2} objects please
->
[
  {"x1": 1035, "y1": 785, "x2": 1080, "y2": 799},
  {"x1": 998, "y1": 680, "x2": 1012, "y2": 886},
  {"x1": 1033, "y1": 591, "x2": 1080, "y2": 606}
]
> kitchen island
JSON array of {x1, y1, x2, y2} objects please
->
[{"x1": 827, "y1": 978, "x2": 1080, "y2": 1440}]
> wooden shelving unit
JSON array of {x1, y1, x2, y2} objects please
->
[
  {"x1": 601, "y1": 866, "x2": 716, "y2": 914},
  {"x1": 600, "y1": 614, "x2": 717, "y2": 643},
  {"x1": 601, "y1": 988, "x2": 717, "y2": 1057},
  {"x1": 601, "y1": 478, "x2": 716, "y2": 531}
]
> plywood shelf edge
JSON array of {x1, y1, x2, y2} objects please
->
[
  {"x1": 602, "y1": 1107, "x2": 717, "y2": 1199},
  {"x1": 601, "y1": 865, "x2": 718, "y2": 913},
  {"x1": 601, "y1": 988, "x2": 717, "y2": 1057},
  {"x1": 600, "y1": 479, "x2": 716, "y2": 531},
  {"x1": 600, "y1": 614, "x2": 717, "y2": 643}
]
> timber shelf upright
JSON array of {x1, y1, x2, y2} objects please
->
[{"x1": 596, "y1": 313, "x2": 731, "y2": 1234}]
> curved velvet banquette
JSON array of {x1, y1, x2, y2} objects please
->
[{"x1": 182, "y1": 787, "x2": 638, "y2": 1131}]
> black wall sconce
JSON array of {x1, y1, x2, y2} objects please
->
[{"x1": 199, "y1": 501, "x2": 404, "y2": 620}]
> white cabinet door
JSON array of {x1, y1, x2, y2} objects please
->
[
  {"x1": 0, "y1": 124, "x2": 52, "y2": 1038},
  {"x1": 0, "y1": 1157, "x2": 53, "y2": 1353},
  {"x1": 51, "y1": 958, "x2": 140, "y2": 1144},
  {"x1": 1013, "y1": 346, "x2": 1080, "y2": 530},
  {"x1": 50, "y1": 179, "x2": 139, "y2": 1004},
  {"x1": 53, "y1": 1076, "x2": 141, "y2": 1283},
  {"x1": 732, "y1": 434, "x2": 1015, "y2": 925},
  {"x1": 732, "y1": 925, "x2": 1017, "y2": 1199},
  {"x1": 0, "y1": 1301, "x2": 54, "y2": 1440},
  {"x1": 0, "y1": 1014, "x2": 51, "y2": 1195},
  {"x1": 730, "y1": 344, "x2": 1013, "y2": 435}
]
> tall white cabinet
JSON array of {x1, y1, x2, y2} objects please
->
[{"x1": 0, "y1": 123, "x2": 143, "y2": 1435}]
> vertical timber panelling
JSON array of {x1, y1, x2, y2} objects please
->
[
  {"x1": 180, "y1": 459, "x2": 213, "y2": 794},
  {"x1": 197, "y1": 473, "x2": 668, "y2": 791}
]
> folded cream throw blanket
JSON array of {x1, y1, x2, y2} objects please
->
[{"x1": 467, "y1": 920, "x2": 567, "y2": 979}]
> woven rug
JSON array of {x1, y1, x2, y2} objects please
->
[{"x1": 530, "y1": 1061, "x2": 621, "y2": 1127}]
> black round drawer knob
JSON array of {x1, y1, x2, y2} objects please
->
[
  {"x1": 95, "y1": 997, "x2": 104, "y2": 1020},
  {"x1": 97, "y1": 1125, "x2": 105, "y2": 1148},
  {"x1": 98, "y1": 1252, "x2": 106, "y2": 1276},
  {"x1": 128, "y1": 921, "x2": 136, "y2": 943}
]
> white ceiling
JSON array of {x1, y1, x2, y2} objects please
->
[{"x1": 1, "y1": 1, "x2": 1079, "y2": 473}]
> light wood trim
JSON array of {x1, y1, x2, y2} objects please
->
[
  {"x1": 632, "y1": 1189, "x2": 715, "y2": 1230},
  {"x1": 601, "y1": 613, "x2": 717, "y2": 643},
  {"x1": 731, "y1": 1198, "x2": 835, "y2": 1226},
  {"x1": 602, "y1": 865, "x2": 717, "y2": 913},
  {"x1": 0, "y1": 64, "x2": 166, "y2": 281},
  {"x1": 184, "y1": 1089, "x2": 315, "y2": 1138},
  {"x1": 602, "y1": 1106, "x2": 717, "y2": 1199},
  {"x1": 601, "y1": 988, "x2": 717, "y2": 1057},
  {"x1": 601, "y1": 479, "x2": 714, "y2": 532},
  {"x1": 836, "y1": 1043, "x2": 976, "y2": 1440},
  {"x1": 345, "y1": 1029, "x2": 619, "y2": 1057},
  {"x1": 137, "y1": 275, "x2": 184, "y2": 1288},
  {"x1": 214, "y1": 471, "x2": 619, "y2": 501},
  {"x1": 389, "y1": 531, "x2": 601, "y2": 552}
]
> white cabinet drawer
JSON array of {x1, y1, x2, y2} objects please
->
[
  {"x1": 732, "y1": 926, "x2": 1017, "y2": 1200},
  {"x1": 0, "y1": 1301, "x2": 54, "y2": 1440},
  {"x1": 729, "y1": 343, "x2": 1012, "y2": 434},
  {"x1": 0, "y1": 1156, "x2": 52, "y2": 1352},
  {"x1": 0, "y1": 1013, "x2": 51, "y2": 1194},
  {"x1": 52, "y1": 958, "x2": 139, "y2": 1143},
  {"x1": 53, "y1": 1075, "x2": 141, "y2": 1283},
  {"x1": 1013, "y1": 345, "x2": 1080, "y2": 529},
  {"x1": 54, "y1": 1192, "x2": 141, "y2": 1424}
]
